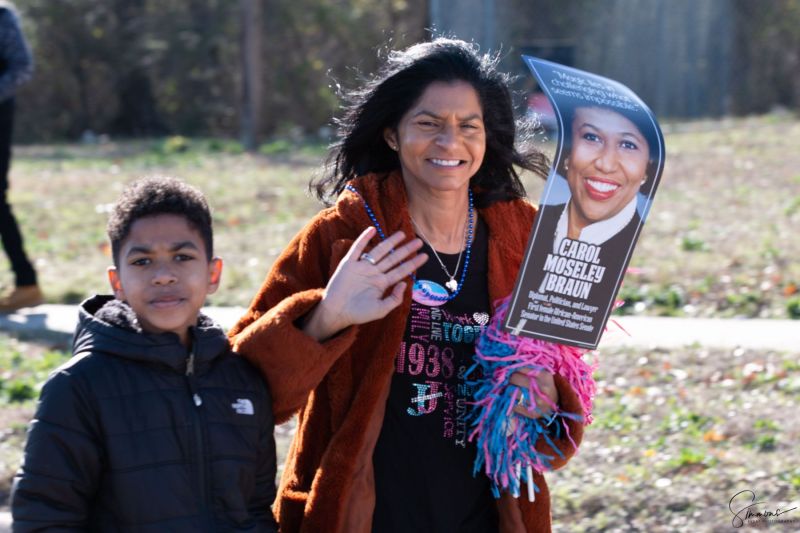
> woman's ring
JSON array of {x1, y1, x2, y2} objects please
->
[
  {"x1": 516, "y1": 391, "x2": 527, "y2": 408},
  {"x1": 360, "y1": 252, "x2": 378, "y2": 265}
]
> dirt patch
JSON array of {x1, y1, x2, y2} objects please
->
[{"x1": 548, "y1": 343, "x2": 800, "y2": 532}]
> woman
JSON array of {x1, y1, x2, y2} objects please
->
[
  {"x1": 544, "y1": 104, "x2": 658, "y2": 252},
  {"x1": 230, "y1": 39, "x2": 586, "y2": 533}
]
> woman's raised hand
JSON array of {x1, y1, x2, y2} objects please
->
[{"x1": 302, "y1": 226, "x2": 427, "y2": 341}]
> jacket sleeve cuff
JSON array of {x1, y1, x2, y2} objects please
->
[{"x1": 231, "y1": 288, "x2": 358, "y2": 423}]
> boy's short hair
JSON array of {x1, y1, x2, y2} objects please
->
[{"x1": 107, "y1": 177, "x2": 214, "y2": 265}]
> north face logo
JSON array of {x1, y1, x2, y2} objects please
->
[{"x1": 231, "y1": 398, "x2": 254, "y2": 415}]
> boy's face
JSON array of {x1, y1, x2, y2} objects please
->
[{"x1": 107, "y1": 214, "x2": 222, "y2": 347}]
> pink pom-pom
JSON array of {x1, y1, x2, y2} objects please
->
[{"x1": 467, "y1": 295, "x2": 598, "y2": 498}]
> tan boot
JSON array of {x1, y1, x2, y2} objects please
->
[{"x1": 0, "y1": 285, "x2": 45, "y2": 313}]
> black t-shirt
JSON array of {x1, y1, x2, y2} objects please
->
[{"x1": 372, "y1": 218, "x2": 498, "y2": 533}]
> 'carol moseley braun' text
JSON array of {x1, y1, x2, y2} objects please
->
[
  {"x1": 538, "y1": 238, "x2": 606, "y2": 300},
  {"x1": 519, "y1": 238, "x2": 606, "y2": 333}
]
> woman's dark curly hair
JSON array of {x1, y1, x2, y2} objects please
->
[{"x1": 312, "y1": 38, "x2": 549, "y2": 207}]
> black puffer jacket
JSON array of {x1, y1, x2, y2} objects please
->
[{"x1": 11, "y1": 295, "x2": 278, "y2": 532}]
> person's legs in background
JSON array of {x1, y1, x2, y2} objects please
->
[{"x1": 0, "y1": 97, "x2": 42, "y2": 312}]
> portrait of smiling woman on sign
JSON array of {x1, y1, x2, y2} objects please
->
[{"x1": 540, "y1": 103, "x2": 659, "y2": 260}]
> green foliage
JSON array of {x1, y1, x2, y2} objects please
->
[
  {"x1": 779, "y1": 468, "x2": 800, "y2": 490},
  {"x1": 681, "y1": 235, "x2": 707, "y2": 252},
  {"x1": 259, "y1": 139, "x2": 293, "y2": 156},
  {"x1": 732, "y1": 0, "x2": 800, "y2": 113},
  {"x1": 753, "y1": 419, "x2": 779, "y2": 432},
  {"x1": 14, "y1": 0, "x2": 427, "y2": 142},
  {"x1": 753, "y1": 434, "x2": 777, "y2": 451},
  {"x1": 161, "y1": 136, "x2": 191, "y2": 154},
  {"x1": 787, "y1": 297, "x2": 800, "y2": 319},
  {"x1": 724, "y1": 291, "x2": 764, "y2": 316},
  {"x1": 745, "y1": 418, "x2": 780, "y2": 452},
  {"x1": 659, "y1": 409, "x2": 717, "y2": 438},
  {"x1": 615, "y1": 284, "x2": 647, "y2": 314},
  {"x1": 761, "y1": 238, "x2": 781, "y2": 261},
  {"x1": 666, "y1": 447, "x2": 715, "y2": 469},
  {"x1": 652, "y1": 286, "x2": 685, "y2": 315},
  {"x1": 594, "y1": 401, "x2": 635, "y2": 433},
  {"x1": 783, "y1": 359, "x2": 800, "y2": 373},
  {"x1": 6, "y1": 381, "x2": 36, "y2": 403},
  {"x1": 785, "y1": 196, "x2": 800, "y2": 216},
  {"x1": 616, "y1": 284, "x2": 686, "y2": 316},
  {"x1": 0, "y1": 336, "x2": 69, "y2": 404},
  {"x1": 207, "y1": 139, "x2": 244, "y2": 154}
]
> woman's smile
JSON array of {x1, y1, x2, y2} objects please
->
[
  {"x1": 429, "y1": 158, "x2": 463, "y2": 167},
  {"x1": 582, "y1": 176, "x2": 622, "y2": 200}
]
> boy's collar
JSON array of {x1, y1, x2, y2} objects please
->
[
  {"x1": 94, "y1": 297, "x2": 142, "y2": 333},
  {"x1": 76, "y1": 294, "x2": 229, "y2": 375}
]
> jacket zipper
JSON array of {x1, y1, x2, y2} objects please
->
[{"x1": 185, "y1": 349, "x2": 210, "y2": 520}]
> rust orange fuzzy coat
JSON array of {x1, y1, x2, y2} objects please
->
[{"x1": 229, "y1": 172, "x2": 586, "y2": 533}]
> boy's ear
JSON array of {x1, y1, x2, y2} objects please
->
[
  {"x1": 107, "y1": 267, "x2": 125, "y2": 300},
  {"x1": 207, "y1": 257, "x2": 223, "y2": 295}
]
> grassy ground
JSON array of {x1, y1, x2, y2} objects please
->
[
  {"x1": 549, "y1": 343, "x2": 800, "y2": 532},
  {"x1": 1, "y1": 115, "x2": 799, "y2": 526},
  {"x1": 623, "y1": 114, "x2": 800, "y2": 320},
  {"x1": 2, "y1": 114, "x2": 799, "y2": 317},
  {"x1": 4, "y1": 138, "x2": 329, "y2": 307},
  {"x1": 1, "y1": 334, "x2": 798, "y2": 531},
  {"x1": 0, "y1": 335, "x2": 70, "y2": 506}
]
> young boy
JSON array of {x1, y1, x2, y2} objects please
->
[{"x1": 10, "y1": 177, "x2": 278, "y2": 532}]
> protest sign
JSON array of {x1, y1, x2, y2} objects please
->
[{"x1": 504, "y1": 57, "x2": 666, "y2": 349}]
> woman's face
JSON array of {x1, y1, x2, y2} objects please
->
[
  {"x1": 565, "y1": 106, "x2": 650, "y2": 230},
  {"x1": 385, "y1": 80, "x2": 486, "y2": 199}
]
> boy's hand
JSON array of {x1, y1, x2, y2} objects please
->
[{"x1": 302, "y1": 226, "x2": 427, "y2": 341}]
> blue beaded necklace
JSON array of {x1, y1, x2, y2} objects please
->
[{"x1": 345, "y1": 184, "x2": 474, "y2": 303}]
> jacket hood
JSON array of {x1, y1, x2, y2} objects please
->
[{"x1": 73, "y1": 294, "x2": 230, "y2": 374}]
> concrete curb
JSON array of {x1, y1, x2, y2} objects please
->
[
  {"x1": 600, "y1": 316, "x2": 798, "y2": 351},
  {"x1": 0, "y1": 304, "x2": 247, "y2": 343},
  {"x1": 0, "y1": 304, "x2": 797, "y2": 352}
]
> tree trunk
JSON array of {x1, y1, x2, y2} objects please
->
[{"x1": 240, "y1": 0, "x2": 263, "y2": 151}]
